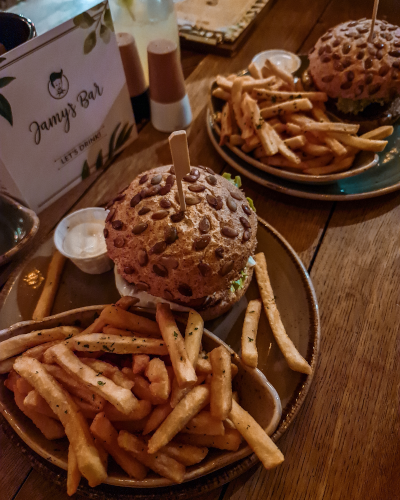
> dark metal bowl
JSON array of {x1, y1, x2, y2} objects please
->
[{"x1": 0, "y1": 194, "x2": 39, "y2": 266}]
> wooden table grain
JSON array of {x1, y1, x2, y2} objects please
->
[{"x1": 1, "y1": 0, "x2": 400, "y2": 499}]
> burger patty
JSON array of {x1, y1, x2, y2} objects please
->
[{"x1": 325, "y1": 96, "x2": 400, "y2": 133}]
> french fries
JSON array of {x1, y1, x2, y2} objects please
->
[
  {"x1": 254, "y1": 253, "x2": 312, "y2": 375},
  {"x1": 156, "y1": 303, "x2": 197, "y2": 389},
  {"x1": 13, "y1": 356, "x2": 107, "y2": 486},
  {"x1": 210, "y1": 346, "x2": 232, "y2": 420},
  {"x1": 229, "y1": 400, "x2": 284, "y2": 469},
  {"x1": 47, "y1": 343, "x2": 140, "y2": 415},
  {"x1": 212, "y1": 60, "x2": 392, "y2": 177},
  {"x1": 241, "y1": 299, "x2": 262, "y2": 368},
  {"x1": 147, "y1": 385, "x2": 210, "y2": 454},
  {"x1": 32, "y1": 250, "x2": 66, "y2": 320},
  {"x1": 118, "y1": 431, "x2": 186, "y2": 483},
  {"x1": 90, "y1": 413, "x2": 147, "y2": 479},
  {"x1": 3, "y1": 298, "x2": 289, "y2": 492},
  {"x1": 0, "y1": 326, "x2": 81, "y2": 362}
]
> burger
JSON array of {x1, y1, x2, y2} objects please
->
[
  {"x1": 104, "y1": 165, "x2": 257, "y2": 321},
  {"x1": 307, "y1": 18, "x2": 400, "y2": 132}
]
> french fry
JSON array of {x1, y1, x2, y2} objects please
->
[
  {"x1": 14, "y1": 380, "x2": 65, "y2": 440},
  {"x1": 248, "y1": 61, "x2": 263, "y2": 80},
  {"x1": 123, "y1": 369, "x2": 167, "y2": 405},
  {"x1": 212, "y1": 87, "x2": 231, "y2": 101},
  {"x1": 145, "y1": 357, "x2": 171, "y2": 400},
  {"x1": 67, "y1": 445, "x2": 81, "y2": 496},
  {"x1": 115, "y1": 296, "x2": 140, "y2": 310},
  {"x1": 231, "y1": 78, "x2": 246, "y2": 132},
  {"x1": 216, "y1": 75, "x2": 233, "y2": 91},
  {"x1": 24, "y1": 389, "x2": 59, "y2": 419},
  {"x1": 143, "y1": 401, "x2": 173, "y2": 435},
  {"x1": 80, "y1": 358, "x2": 134, "y2": 390},
  {"x1": 252, "y1": 89, "x2": 327, "y2": 102},
  {"x1": 69, "y1": 333, "x2": 168, "y2": 356},
  {"x1": 196, "y1": 354, "x2": 213, "y2": 374},
  {"x1": 303, "y1": 121, "x2": 360, "y2": 134},
  {"x1": 99, "y1": 305, "x2": 161, "y2": 337},
  {"x1": 361, "y1": 125, "x2": 394, "y2": 140},
  {"x1": 44, "y1": 364, "x2": 106, "y2": 411},
  {"x1": 162, "y1": 441, "x2": 208, "y2": 466},
  {"x1": 0, "y1": 356, "x2": 17, "y2": 374},
  {"x1": 254, "y1": 253, "x2": 311, "y2": 374},
  {"x1": 81, "y1": 316, "x2": 106, "y2": 335},
  {"x1": 229, "y1": 399, "x2": 284, "y2": 469},
  {"x1": 132, "y1": 354, "x2": 150, "y2": 374},
  {"x1": 302, "y1": 141, "x2": 332, "y2": 156},
  {"x1": 0, "y1": 326, "x2": 81, "y2": 362},
  {"x1": 48, "y1": 343, "x2": 139, "y2": 415},
  {"x1": 4, "y1": 369, "x2": 19, "y2": 392},
  {"x1": 210, "y1": 346, "x2": 232, "y2": 420},
  {"x1": 328, "y1": 131, "x2": 388, "y2": 152},
  {"x1": 241, "y1": 76, "x2": 277, "y2": 91},
  {"x1": 13, "y1": 357, "x2": 107, "y2": 486},
  {"x1": 32, "y1": 250, "x2": 66, "y2": 320},
  {"x1": 22, "y1": 340, "x2": 63, "y2": 361},
  {"x1": 241, "y1": 299, "x2": 262, "y2": 368},
  {"x1": 242, "y1": 94, "x2": 278, "y2": 156},
  {"x1": 170, "y1": 310, "x2": 204, "y2": 407},
  {"x1": 260, "y1": 98, "x2": 313, "y2": 119},
  {"x1": 220, "y1": 101, "x2": 233, "y2": 145},
  {"x1": 90, "y1": 413, "x2": 147, "y2": 479},
  {"x1": 264, "y1": 59, "x2": 295, "y2": 89},
  {"x1": 102, "y1": 325, "x2": 136, "y2": 337},
  {"x1": 230, "y1": 134, "x2": 245, "y2": 146},
  {"x1": 118, "y1": 431, "x2": 186, "y2": 483},
  {"x1": 147, "y1": 385, "x2": 210, "y2": 454},
  {"x1": 175, "y1": 428, "x2": 242, "y2": 451},
  {"x1": 102, "y1": 398, "x2": 152, "y2": 421},
  {"x1": 156, "y1": 303, "x2": 197, "y2": 389},
  {"x1": 182, "y1": 411, "x2": 225, "y2": 436},
  {"x1": 304, "y1": 155, "x2": 355, "y2": 175},
  {"x1": 283, "y1": 135, "x2": 306, "y2": 150}
]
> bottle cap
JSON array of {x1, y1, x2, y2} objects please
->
[{"x1": 117, "y1": 32, "x2": 147, "y2": 98}]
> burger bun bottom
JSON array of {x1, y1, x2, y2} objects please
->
[
  {"x1": 115, "y1": 266, "x2": 254, "y2": 322},
  {"x1": 325, "y1": 96, "x2": 400, "y2": 134}
]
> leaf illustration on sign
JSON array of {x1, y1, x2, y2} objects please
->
[
  {"x1": 0, "y1": 77, "x2": 15, "y2": 126},
  {"x1": 74, "y1": 2, "x2": 114, "y2": 54},
  {"x1": 96, "y1": 149, "x2": 103, "y2": 170},
  {"x1": 84, "y1": 31, "x2": 97, "y2": 54},
  {"x1": 81, "y1": 160, "x2": 90, "y2": 179},
  {"x1": 80, "y1": 122, "x2": 134, "y2": 180}
]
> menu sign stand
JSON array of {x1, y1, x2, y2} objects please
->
[{"x1": 0, "y1": 1, "x2": 136, "y2": 213}]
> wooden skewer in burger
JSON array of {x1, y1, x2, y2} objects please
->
[{"x1": 105, "y1": 131, "x2": 257, "y2": 320}]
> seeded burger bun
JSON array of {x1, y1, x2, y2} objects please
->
[
  {"x1": 105, "y1": 165, "x2": 257, "y2": 321},
  {"x1": 308, "y1": 18, "x2": 400, "y2": 131}
]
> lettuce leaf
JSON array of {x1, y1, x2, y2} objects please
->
[
  {"x1": 246, "y1": 197, "x2": 256, "y2": 212},
  {"x1": 222, "y1": 172, "x2": 242, "y2": 188},
  {"x1": 230, "y1": 270, "x2": 248, "y2": 293}
]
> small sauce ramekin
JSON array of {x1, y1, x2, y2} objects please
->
[{"x1": 54, "y1": 207, "x2": 113, "y2": 274}]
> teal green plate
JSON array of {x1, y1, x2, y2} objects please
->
[{"x1": 207, "y1": 55, "x2": 400, "y2": 201}]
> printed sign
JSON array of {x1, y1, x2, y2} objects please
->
[{"x1": 0, "y1": 1, "x2": 136, "y2": 213}]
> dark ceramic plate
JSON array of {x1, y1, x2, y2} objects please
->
[
  {"x1": 0, "y1": 194, "x2": 39, "y2": 266},
  {"x1": 0, "y1": 217, "x2": 320, "y2": 499}
]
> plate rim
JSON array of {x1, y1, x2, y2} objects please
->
[{"x1": 0, "y1": 216, "x2": 320, "y2": 499}]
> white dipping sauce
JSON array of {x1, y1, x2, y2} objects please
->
[{"x1": 63, "y1": 222, "x2": 106, "y2": 258}]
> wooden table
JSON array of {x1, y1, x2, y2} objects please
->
[{"x1": 1, "y1": 0, "x2": 400, "y2": 498}]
